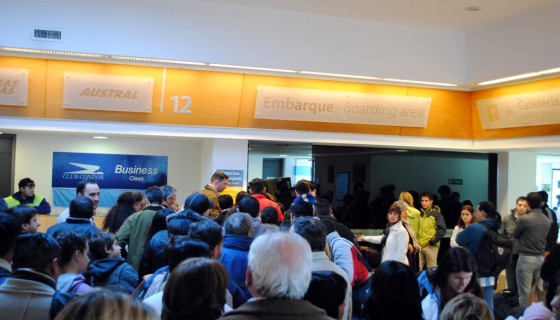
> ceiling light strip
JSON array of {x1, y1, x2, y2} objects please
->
[
  {"x1": 477, "y1": 67, "x2": 560, "y2": 86},
  {"x1": 1, "y1": 46, "x2": 466, "y2": 87},
  {"x1": 299, "y1": 70, "x2": 381, "y2": 81},
  {"x1": 382, "y1": 78, "x2": 457, "y2": 87}
]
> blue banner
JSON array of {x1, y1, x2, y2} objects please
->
[{"x1": 52, "y1": 152, "x2": 168, "y2": 206}]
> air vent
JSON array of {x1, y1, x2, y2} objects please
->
[{"x1": 33, "y1": 29, "x2": 62, "y2": 41}]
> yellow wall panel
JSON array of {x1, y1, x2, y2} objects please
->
[
  {"x1": 0, "y1": 57, "x2": 47, "y2": 118},
  {"x1": 2, "y1": 56, "x2": 560, "y2": 141},
  {"x1": 161, "y1": 68, "x2": 243, "y2": 127},
  {"x1": 402, "y1": 88, "x2": 472, "y2": 139},
  {"x1": 471, "y1": 77, "x2": 560, "y2": 139}
]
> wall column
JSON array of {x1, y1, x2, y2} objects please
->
[
  {"x1": 496, "y1": 151, "x2": 537, "y2": 216},
  {"x1": 200, "y1": 138, "x2": 248, "y2": 191}
]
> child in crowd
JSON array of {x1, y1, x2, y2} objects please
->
[
  {"x1": 9, "y1": 205, "x2": 41, "y2": 233},
  {"x1": 88, "y1": 232, "x2": 139, "y2": 293},
  {"x1": 293, "y1": 181, "x2": 316, "y2": 204},
  {"x1": 54, "y1": 231, "x2": 92, "y2": 294}
]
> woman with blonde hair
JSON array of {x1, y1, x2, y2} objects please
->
[
  {"x1": 440, "y1": 293, "x2": 492, "y2": 320},
  {"x1": 399, "y1": 191, "x2": 421, "y2": 236},
  {"x1": 55, "y1": 288, "x2": 158, "y2": 320},
  {"x1": 395, "y1": 200, "x2": 421, "y2": 272}
]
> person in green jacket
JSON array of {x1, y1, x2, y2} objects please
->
[
  {"x1": 417, "y1": 192, "x2": 446, "y2": 271},
  {"x1": 117, "y1": 186, "x2": 163, "y2": 272}
]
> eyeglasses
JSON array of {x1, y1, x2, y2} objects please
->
[{"x1": 25, "y1": 184, "x2": 35, "y2": 188}]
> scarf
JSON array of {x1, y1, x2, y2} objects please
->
[{"x1": 401, "y1": 219, "x2": 421, "y2": 251}]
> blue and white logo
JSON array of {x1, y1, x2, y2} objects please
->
[{"x1": 66, "y1": 162, "x2": 104, "y2": 174}]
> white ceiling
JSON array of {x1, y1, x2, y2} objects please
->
[{"x1": 203, "y1": 0, "x2": 559, "y2": 31}]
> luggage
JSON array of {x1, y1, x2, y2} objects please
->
[{"x1": 493, "y1": 289, "x2": 519, "y2": 320}]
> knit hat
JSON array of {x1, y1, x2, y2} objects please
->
[
  {"x1": 522, "y1": 302, "x2": 552, "y2": 320},
  {"x1": 184, "y1": 192, "x2": 210, "y2": 214}
]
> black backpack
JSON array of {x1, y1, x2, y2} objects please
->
[{"x1": 475, "y1": 227, "x2": 511, "y2": 277}]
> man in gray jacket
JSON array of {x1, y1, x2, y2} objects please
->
[
  {"x1": 500, "y1": 196, "x2": 527, "y2": 295},
  {"x1": 513, "y1": 192, "x2": 551, "y2": 307}
]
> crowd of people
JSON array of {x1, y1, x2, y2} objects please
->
[{"x1": 0, "y1": 174, "x2": 559, "y2": 320}]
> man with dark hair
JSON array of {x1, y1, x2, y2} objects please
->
[
  {"x1": 417, "y1": 192, "x2": 446, "y2": 270},
  {"x1": 499, "y1": 196, "x2": 528, "y2": 296},
  {"x1": 0, "y1": 233, "x2": 61, "y2": 319},
  {"x1": 200, "y1": 171, "x2": 229, "y2": 219},
  {"x1": 290, "y1": 201, "x2": 314, "y2": 220},
  {"x1": 292, "y1": 217, "x2": 352, "y2": 320},
  {"x1": 537, "y1": 190, "x2": 559, "y2": 256},
  {"x1": 220, "y1": 212, "x2": 254, "y2": 298},
  {"x1": 293, "y1": 181, "x2": 316, "y2": 204},
  {"x1": 249, "y1": 178, "x2": 283, "y2": 222},
  {"x1": 238, "y1": 195, "x2": 266, "y2": 238},
  {"x1": 10, "y1": 205, "x2": 41, "y2": 233},
  {"x1": 46, "y1": 196, "x2": 101, "y2": 239},
  {"x1": 436, "y1": 184, "x2": 462, "y2": 229},
  {"x1": 0, "y1": 213, "x2": 21, "y2": 284},
  {"x1": 117, "y1": 185, "x2": 164, "y2": 271},
  {"x1": 187, "y1": 220, "x2": 248, "y2": 308},
  {"x1": 513, "y1": 192, "x2": 551, "y2": 307},
  {"x1": 57, "y1": 179, "x2": 100, "y2": 224},
  {"x1": 314, "y1": 199, "x2": 357, "y2": 246},
  {"x1": 5, "y1": 177, "x2": 51, "y2": 214}
]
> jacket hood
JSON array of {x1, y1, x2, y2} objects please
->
[
  {"x1": 89, "y1": 258, "x2": 126, "y2": 282},
  {"x1": 480, "y1": 219, "x2": 499, "y2": 231},
  {"x1": 166, "y1": 208, "x2": 209, "y2": 235},
  {"x1": 223, "y1": 235, "x2": 253, "y2": 251}
]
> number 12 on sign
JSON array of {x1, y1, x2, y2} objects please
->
[{"x1": 170, "y1": 96, "x2": 192, "y2": 114}]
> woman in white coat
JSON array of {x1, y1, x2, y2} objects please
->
[{"x1": 358, "y1": 204, "x2": 410, "y2": 265}]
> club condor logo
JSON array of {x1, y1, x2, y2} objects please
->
[{"x1": 62, "y1": 162, "x2": 104, "y2": 180}]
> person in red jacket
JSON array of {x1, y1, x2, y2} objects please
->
[{"x1": 249, "y1": 178, "x2": 283, "y2": 222}]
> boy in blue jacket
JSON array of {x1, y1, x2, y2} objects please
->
[{"x1": 88, "y1": 232, "x2": 139, "y2": 293}]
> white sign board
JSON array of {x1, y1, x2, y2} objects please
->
[
  {"x1": 64, "y1": 72, "x2": 154, "y2": 112},
  {"x1": 0, "y1": 68, "x2": 29, "y2": 106},
  {"x1": 255, "y1": 86, "x2": 431, "y2": 127},
  {"x1": 477, "y1": 88, "x2": 560, "y2": 129}
]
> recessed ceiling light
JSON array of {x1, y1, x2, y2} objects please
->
[
  {"x1": 465, "y1": 6, "x2": 480, "y2": 12},
  {"x1": 93, "y1": 136, "x2": 109, "y2": 139},
  {"x1": 279, "y1": 154, "x2": 288, "y2": 157}
]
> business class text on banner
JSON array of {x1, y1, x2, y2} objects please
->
[{"x1": 254, "y1": 86, "x2": 431, "y2": 127}]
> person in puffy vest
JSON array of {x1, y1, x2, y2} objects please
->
[{"x1": 4, "y1": 177, "x2": 51, "y2": 214}]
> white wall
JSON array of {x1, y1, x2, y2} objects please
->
[
  {"x1": 200, "y1": 138, "x2": 248, "y2": 189},
  {"x1": 496, "y1": 151, "x2": 537, "y2": 217},
  {"x1": 12, "y1": 133, "x2": 203, "y2": 213},
  {"x1": 466, "y1": 4, "x2": 560, "y2": 84},
  {"x1": 3, "y1": 1, "x2": 559, "y2": 85},
  {"x1": 2, "y1": 0, "x2": 464, "y2": 83}
]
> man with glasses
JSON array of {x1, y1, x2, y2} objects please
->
[{"x1": 4, "y1": 177, "x2": 51, "y2": 214}]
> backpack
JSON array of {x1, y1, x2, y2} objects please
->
[
  {"x1": 475, "y1": 227, "x2": 511, "y2": 277},
  {"x1": 350, "y1": 245, "x2": 372, "y2": 286}
]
